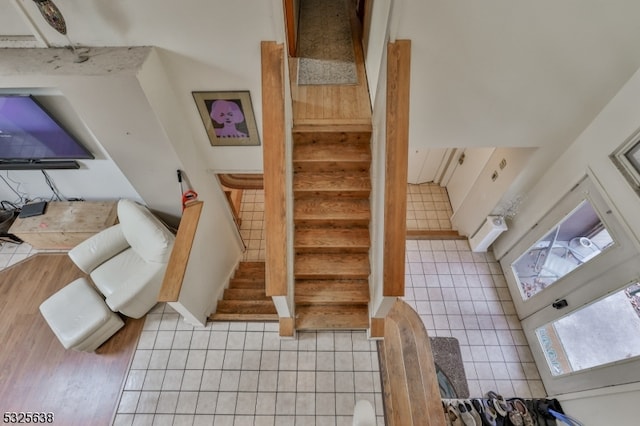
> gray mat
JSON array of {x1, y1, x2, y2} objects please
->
[
  {"x1": 297, "y1": 0, "x2": 358, "y2": 85},
  {"x1": 430, "y1": 336, "x2": 469, "y2": 398}
]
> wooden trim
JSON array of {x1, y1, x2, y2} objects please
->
[
  {"x1": 383, "y1": 40, "x2": 411, "y2": 297},
  {"x1": 279, "y1": 317, "x2": 295, "y2": 337},
  {"x1": 380, "y1": 300, "x2": 447, "y2": 425},
  {"x1": 284, "y1": 0, "x2": 296, "y2": 57},
  {"x1": 406, "y1": 230, "x2": 466, "y2": 240},
  {"x1": 261, "y1": 41, "x2": 288, "y2": 297},
  {"x1": 218, "y1": 173, "x2": 264, "y2": 189},
  {"x1": 370, "y1": 317, "x2": 385, "y2": 338},
  {"x1": 158, "y1": 201, "x2": 203, "y2": 302}
]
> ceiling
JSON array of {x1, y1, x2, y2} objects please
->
[{"x1": 3, "y1": 0, "x2": 640, "y2": 158}]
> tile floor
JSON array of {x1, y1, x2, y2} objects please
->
[
  {"x1": 114, "y1": 305, "x2": 385, "y2": 426},
  {"x1": 406, "y1": 183, "x2": 454, "y2": 231},
  {"x1": 403, "y1": 239, "x2": 546, "y2": 399},
  {"x1": 0, "y1": 238, "x2": 37, "y2": 270},
  {"x1": 239, "y1": 189, "x2": 265, "y2": 262}
]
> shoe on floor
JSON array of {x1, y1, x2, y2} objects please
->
[
  {"x1": 465, "y1": 400, "x2": 483, "y2": 426},
  {"x1": 448, "y1": 403, "x2": 465, "y2": 426},
  {"x1": 458, "y1": 401, "x2": 477, "y2": 426}
]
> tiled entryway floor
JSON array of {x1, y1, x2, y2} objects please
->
[
  {"x1": 114, "y1": 306, "x2": 385, "y2": 426},
  {"x1": 404, "y1": 239, "x2": 546, "y2": 399},
  {"x1": 406, "y1": 183, "x2": 454, "y2": 231},
  {"x1": 239, "y1": 189, "x2": 265, "y2": 262}
]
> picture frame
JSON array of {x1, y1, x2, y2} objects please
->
[{"x1": 192, "y1": 91, "x2": 260, "y2": 146}]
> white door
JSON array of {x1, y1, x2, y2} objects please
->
[
  {"x1": 501, "y1": 175, "x2": 640, "y2": 394},
  {"x1": 502, "y1": 176, "x2": 636, "y2": 319}
]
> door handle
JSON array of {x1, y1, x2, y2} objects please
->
[{"x1": 552, "y1": 299, "x2": 568, "y2": 309}]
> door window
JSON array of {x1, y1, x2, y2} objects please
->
[
  {"x1": 535, "y1": 281, "x2": 640, "y2": 376},
  {"x1": 510, "y1": 200, "x2": 614, "y2": 300}
]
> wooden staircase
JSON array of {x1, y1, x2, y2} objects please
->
[
  {"x1": 293, "y1": 126, "x2": 371, "y2": 330},
  {"x1": 209, "y1": 261, "x2": 278, "y2": 322}
]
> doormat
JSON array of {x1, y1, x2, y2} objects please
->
[
  {"x1": 430, "y1": 336, "x2": 470, "y2": 398},
  {"x1": 296, "y1": 0, "x2": 358, "y2": 85}
]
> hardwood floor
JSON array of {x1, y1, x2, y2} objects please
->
[
  {"x1": 290, "y1": 3, "x2": 371, "y2": 126},
  {"x1": 0, "y1": 254, "x2": 144, "y2": 426}
]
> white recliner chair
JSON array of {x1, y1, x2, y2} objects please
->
[{"x1": 69, "y1": 199, "x2": 176, "y2": 319}]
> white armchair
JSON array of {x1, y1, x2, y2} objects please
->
[{"x1": 69, "y1": 199, "x2": 175, "y2": 318}]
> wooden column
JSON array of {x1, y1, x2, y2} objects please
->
[
  {"x1": 384, "y1": 40, "x2": 411, "y2": 297},
  {"x1": 261, "y1": 41, "x2": 288, "y2": 298}
]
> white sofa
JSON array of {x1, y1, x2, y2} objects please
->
[{"x1": 69, "y1": 199, "x2": 175, "y2": 319}]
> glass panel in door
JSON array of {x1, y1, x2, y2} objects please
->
[
  {"x1": 510, "y1": 200, "x2": 614, "y2": 301},
  {"x1": 535, "y1": 282, "x2": 640, "y2": 376}
]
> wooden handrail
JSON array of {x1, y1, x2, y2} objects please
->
[
  {"x1": 383, "y1": 40, "x2": 411, "y2": 297},
  {"x1": 158, "y1": 201, "x2": 203, "y2": 302},
  {"x1": 261, "y1": 41, "x2": 288, "y2": 297}
]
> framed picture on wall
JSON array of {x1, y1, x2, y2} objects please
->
[{"x1": 193, "y1": 91, "x2": 260, "y2": 146}]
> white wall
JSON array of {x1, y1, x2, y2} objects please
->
[
  {"x1": 368, "y1": 35, "x2": 392, "y2": 319},
  {"x1": 137, "y1": 48, "x2": 245, "y2": 324},
  {"x1": 490, "y1": 50, "x2": 640, "y2": 424},
  {"x1": 364, "y1": 0, "x2": 391, "y2": 103},
  {"x1": 558, "y1": 385, "x2": 640, "y2": 426},
  {"x1": 11, "y1": 0, "x2": 285, "y2": 173},
  {"x1": 0, "y1": 89, "x2": 142, "y2": 206}
]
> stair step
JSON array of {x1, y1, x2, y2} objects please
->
[
  {"x1": 292, "y1": 128, "x2": 372, "y2": 145},
  {"x1": 223, "y1": 288, "x2": 269, "y2": 300},
  {"x1": 293, "y1": 141, "x2": 370, "y2": 164},
  {"x1": 295, "y1": 304, "x2": 369, "y2": 330},
  {"x1": 295, "y1": 279, "x2": 369, "y2": 304},
  {"x1": 295, "y1": 253, "x2": 370, "y2": 279},
  {"x1": 234, "y1": 262, "x2": 265, "y2": 279},
  {"x1": 228, "y1": 278, "x2": 265, "y2": 289},
  {"x1": 210, "y1": 313, "x2": 279, "y2": 321},
  {"x1": 294, "y1": 198, "x2": 370, "y2": 226},
  {"x1": 295, "y1": 227, "x2": 369, "y2": 252},
  {"x1": 293, "y1": 161, "x2": 369, "y2": 173},
  {"x1": 215, "y1": 300, "x2": 277, "y2": 315},
  {"x1": 293, "y1": 171, "x2": 370, "y2": 197}
]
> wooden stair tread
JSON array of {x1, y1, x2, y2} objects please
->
[
  {"x1": 295, "y1": 228, "x2": 370, "y2": 250},
  {"x1": 293, "y1": 141, "x2": 370, "y2": 163},
  {"x1": 294, "y1": 199, "x2": 370, "y2": 223},
  {"x1": 293, "y1": 171, "x2": 371, "y2": 197},
  {"x1": 292, "y1": 125, "x2": 372, "y2": 135},
  {"x1": 295, "y1": 253, "x2": 370, "y2": 279},
  {"x1": 296, "y1": 304, "x2": 369, "y2": 330},
  {"x1": 210, "y1": 313, "x2": 279, "y2": 321},
  {"x1": 223, "y1": 288, "x2": 269, "y2": 300},
  {"x1": 215, "y1": 300, "x2": 277, "y2": 314},
  {"x1": 295, "y1": 279, "x2": 369, "y2": 303},
  {"x1": 228, "y1": 278, "x2": 265, "y2": 288},
  {"x1": 293, "y1": 171, "x2": 371, "y2": 194}
]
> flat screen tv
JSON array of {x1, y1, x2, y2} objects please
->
[{"x1": 0, "y1": 95, "x2": 93, "y2": 169}]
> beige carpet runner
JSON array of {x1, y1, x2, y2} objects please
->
[{"x1": 297, "y1": 0, "x2": 358, "y2": 85}]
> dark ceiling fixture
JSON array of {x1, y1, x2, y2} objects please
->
[{"x1": 33, "y1": 0, "x2": 67, "y2": 35}]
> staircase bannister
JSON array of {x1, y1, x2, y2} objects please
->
[
  {"x1": 158, "y1": 200, "x2": 203, "y2": 302},
  {"x1": 384, "y1": 40, "x2": 411, "y2": 297},
  {"x1": 261, "y1": 41, "x2": 288, "y2": 298}
]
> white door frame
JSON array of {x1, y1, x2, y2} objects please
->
[
  {"x1": 501, "y1": 175, "x2": 637, "y2": 319},
  {"x1": 522, "y1": 258, "x2": 640, "y2": 395}
]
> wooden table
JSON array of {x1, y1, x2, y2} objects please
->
[{"x1": 9, "y1": 201, "x2": 118, "y2": 250}]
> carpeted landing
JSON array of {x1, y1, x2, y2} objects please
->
[{"x1": 296, "y1": 0, "x2": 358, "y2": 85}]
